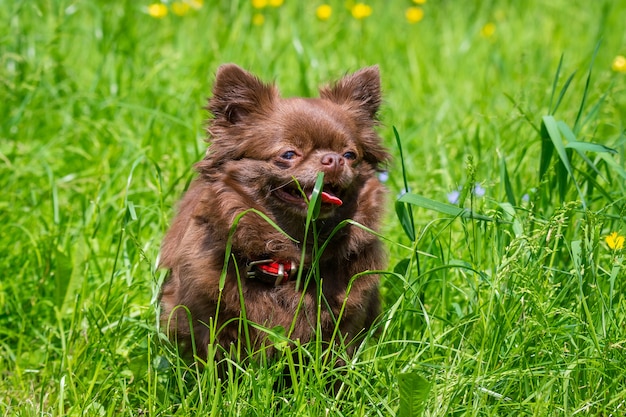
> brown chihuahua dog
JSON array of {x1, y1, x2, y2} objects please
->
[{"x1": 159, "y1": 64, "x2": 389, "y2": 362}]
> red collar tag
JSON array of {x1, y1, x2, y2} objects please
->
[{"x1": 246, "y1": 259, "x2": 297, "y2": 286}]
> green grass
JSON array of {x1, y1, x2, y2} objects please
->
[{"x1": 2, "y1": 0, "x2": 626, "y2": 415}]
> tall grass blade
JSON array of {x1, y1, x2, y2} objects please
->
[
  {"x1": 53, "y1": 246, "x2": 72, "y2": 309},
  {"x1": 398, "y1": 192, "x2": 493, "y2": 222},
  {"x1": 552, "y1": 70, "x2": 577, "y2": 115},
  {"x1": 395, "y1": 200, "x2": 416, "y2": 242},
  {"x1": 307, "y1": 172, "x2": 324, "y2": 223},
  {"x1": 548, "y1": 54, "x2": 564, "y2": 114},
  {"x1": 541, "y1": 115, "x2": 586, "y2": 208},
  {"x1": 580, "y1": 89, "x2": 608, "y2": 129},
  {"x1": 549, "y1": 54, "x2": 577, "y2": 115},
  {"x1": 505, "y1": 93, "x2": 540, "y2": 134},
  {"x1": 557, "y1": 120, "x2": 614, "y2": 181},
  {"x1": 61, "y1": 236, "x2": 89, "y2": 314},
  {"x1": 539, "y1": 120, "x2": 555, "y2": 182},
  {"x1": 500, "y1": 156, "x2": 516, "y2": 206},
  {"x1": 499, "y1": 202, "x2": 523, "y2": 237},
  {"x1": 295, "y1": 171, "x2": 325, "y2": 290},
  {"x1": 45, "y1": 164, "x2": 60, "y2": 225},
  {"x1": 564, "y1": 141, "x2": 617, "y2": 154},
  {"x1": 573, "y1": 40, "x2": 601, "y2": 132},
  {"x1": 598, "y1": 153, "x2": 626, "y2": 181},
  {"x1": 393, "y1": 127, "x2": 416, "y2": 241}
]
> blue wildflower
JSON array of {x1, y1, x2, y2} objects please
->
[
  {"x1": 447, "y1": 190, "x2": 460, "y2": 204},
  {"x1": 473, "y1": 183, "x2": 485, "y2": 197}
]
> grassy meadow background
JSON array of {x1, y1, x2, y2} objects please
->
[{"x1": 2, "y1": 0, "x2": 626, "y2": 415}]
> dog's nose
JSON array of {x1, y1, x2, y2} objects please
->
[{"x1": 320, "y1": 153, "x2": 345, "y2": 175}]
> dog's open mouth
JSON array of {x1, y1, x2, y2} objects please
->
[{"x1": 274, "y1": 184, "x2": 343, "y2": 207}]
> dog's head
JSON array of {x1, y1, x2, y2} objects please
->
[{"x1": 199, "y1": 64, "x2": 389, "y2": 220}]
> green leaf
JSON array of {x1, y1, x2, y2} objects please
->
[
  {"x1": 539, "y1": 119, "x2": 555, "y2": 182},
  {"x1": 393, "y1": 127, "x2": 412, "y2": 198},
  {"x1": 499, "y1": 156, "x2": 516, "y2": 206},
  {"x1": 393, "y1": 258, "x2": 411, "y2": 275},
  {"x1": 499, "y1": 202, "x2": 523, "y2": 237},
  {"x1": 307, "y1": 172, "x2": 324, "y2": 222},
  {"x1": 554, "y1": 120, "x2": 607, "y2": 183},
  {"x1": 555, "y1": 119, "x2": 577, "y2": 144},
  {"x1": 393, "y1": 127, "x2": 416, "y2": 241},
  {"x1": 265, "y1": 325, "x2": 288, "y2": 351},
  {"x1": 398, "y1": 371, "x2": 431, "y2": 417},
  {"x1": 570, "y1": 240, "x2": 583, "y2": 278},
  {"x1": 395, "y1": 199, "x2": 416, "y2": 241},
  {"x1": 126, "y1": 200, "x2": 137, "y2": 221},
  {"x1": 398, "y1": 193, "x2": 493, "y2": 222},
  {"x1": 573, "y1": 40, "x2": 601, "y2": 132},
  {"x1": 548, "y1": 53, "x2": 563, "y2": 112},
  {"x1": 548, "y1": 53, "x2": 577, "y2": 115},
  {"x1": 598, "y1": 153, "x2": 626, "y2": 181},
  {"x1": 54, "y1": 247, "x2": 72, "y2": 309},
  {"x1": 564, "y1": 141, "x2": 617, "y2": 154},
  {"x1": 541, "y1": 115, "x2": 586, "y2": 208},
  {"x1": 59, "y1": 236, "x2": 89, "y2": 314}
]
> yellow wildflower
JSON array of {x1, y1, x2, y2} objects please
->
[
  {"x1": 268, "y1": 0, "x2": 284, "y2": 6},
  {"x1": 480, "y1": 22, "x2": 496, "y2": 38},
  {"x1": 413, "y1": 0, "x2": 427, "y2": 3},
  {"x1": 171, "y1": 2, "x2": 190, "y2": 16},
  {"x1": 351, "y1": 3, "x2": 372, "y2": 20},
  {"x1": 612, "y1": 55, "x2": 626, "y2": 73},
  {"x1": 252, "y1": 13, "x2": 265, "y2": 25},
  {"x1": 405, "y1": 7, "x2": 424, "y2": 24},
  {"x1": 606, "y1": 232, "x2": 625, "y2": 250},
  {"x1": 147, "y1": 3, "x2": 168, "y2": 18},
  {"x1": 316, "y1": 4, "x2": 332, "y2": 21},
  {"x1": 188, "y1": 0, "x2": 203, "y2": 9},
  {"x1": 252, "y1": 0, "x2": 268, "y2": 8}
]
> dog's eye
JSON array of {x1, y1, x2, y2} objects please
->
[
  {"x1": 343, "y1": 151, "x2": 357, "y2": 160},
  {"x1": 281, "y1": 151, "x2": 297, "y2": 160}
]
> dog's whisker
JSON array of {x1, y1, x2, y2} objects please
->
[{"x1": 269, "y1": 179, "x2": 297, "y2": 193}]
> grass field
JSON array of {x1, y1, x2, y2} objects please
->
[{"x1": 2, "y1": 0, "x2": 626, "y2": 415}]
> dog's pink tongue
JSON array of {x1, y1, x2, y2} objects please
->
[{"x1": 321, "y1": 191, "x2": 343, "y2": 206}]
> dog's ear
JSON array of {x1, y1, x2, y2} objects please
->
[
  {"x1": 320, "y1": 66, "x2": 381, "y2": 119},
  {"x1": 208, "y1": 64, "x2": 278, "y2": 124}
]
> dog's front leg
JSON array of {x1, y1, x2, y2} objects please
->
[{"x1": 229, "y1": 211, "x2": 302, "y2": 263}]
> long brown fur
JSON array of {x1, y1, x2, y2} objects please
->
[{"x1": 159, "y1": 64, "x2": 389, "y2": 362}]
